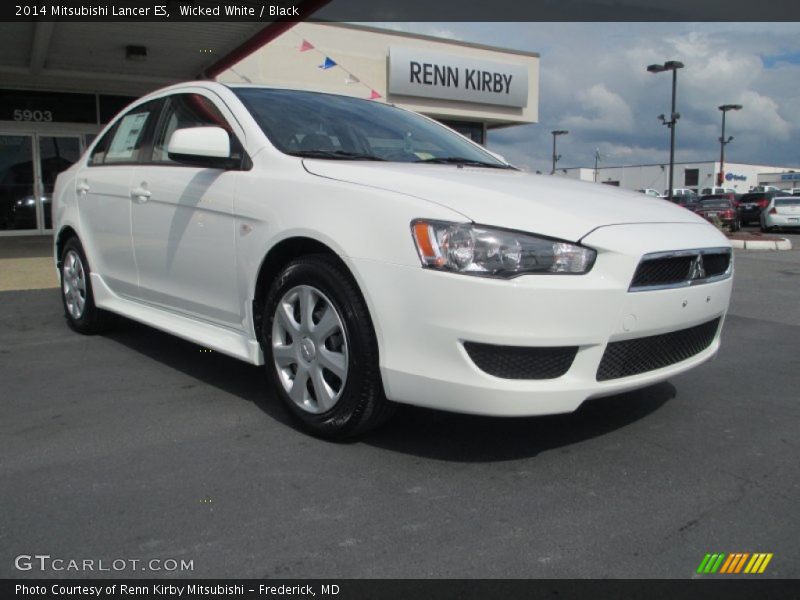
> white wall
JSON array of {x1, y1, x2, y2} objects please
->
[{"x1": 557, "y1": 162, "x2": 793, "y2": 194}]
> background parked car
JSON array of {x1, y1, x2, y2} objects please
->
[
  {"x1": 636, "y1": 188, "x2": 661, "y2": 197},
  {"x1": 700, "y1": 186, "x2": 736, "y2": 196},
  {"x1": 666, "y1": 189, "x2": 700, "y2": 210},
  {"x1": 737, "y1": 190, "x2": 780, "y2": 225},
  {"x1": 694, "y1": 197, "x2": 740, "y2": 231},
  {"x1": 761, "y1": 196, "x2": 800, "y2": 232}
]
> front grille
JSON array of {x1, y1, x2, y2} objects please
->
[
  {"x1": 596, "y1": 318, "x2": 720, "y2": 381},
  {"x1": 631, "y1": 256, "x2": 693, "y2": 287},
  {"x1": 464, "y1": 342, "x2": 578, "y2": 379},
  {"x1": 630, "y1": 248, "x2": 731, "y2": 291},
  {"x1": 701, "y1": 253, "x2": 731, "y2": 277}
]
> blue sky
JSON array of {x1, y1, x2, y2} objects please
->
[{"x1": 376, "y1": 23, "x2": 800, "y2": 172}]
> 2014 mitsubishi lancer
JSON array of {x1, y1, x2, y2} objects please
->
[{"x1": 53, "y1": 82, "x2": 733, "y2": 438}]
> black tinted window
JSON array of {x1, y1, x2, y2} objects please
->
[{"x1": 700, "y1": 200, "x2": 731, "y2": 208}]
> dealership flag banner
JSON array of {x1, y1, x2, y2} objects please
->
[{"x1": 291, "y1": 32, "x2": 382, "y2": 101}]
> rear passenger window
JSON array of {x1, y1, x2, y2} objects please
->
[
  {"x1": 104, "y1": 110, "x2": 152, "y2": 164},
  {"x1": 88, "y1": 125, "x2": 116, "y2": 165},
  {"x1": 91, "y1": 99, "x2": 160, "y2": 166},
  {"x1": 151, "y1": 94, "x2": 233, "y2": 164}
]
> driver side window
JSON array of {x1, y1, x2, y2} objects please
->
[{"x1": 151, "y1": 93, "x2": 234, "y2": 164}]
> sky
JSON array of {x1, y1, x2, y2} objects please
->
[{"x1": 374, "y1": 22, "x2": 800, "y2": 173}]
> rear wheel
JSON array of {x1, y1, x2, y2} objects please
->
[
  {"x1": 59, "y1": 237, "x2": 110, "y2": 334},
  {"x1": 261, "y1": 255, "x2": 394, "y2": 439}
]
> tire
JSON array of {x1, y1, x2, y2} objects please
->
[
  {"x1": 261, "y1": 254, "x2": 395, "y2": 439},
  {"x1": 59, "y1": 236, "x2": 111, "y2": 334}
]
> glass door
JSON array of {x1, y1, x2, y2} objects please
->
[
  {"x1": 0, "y1": 134, "x2": 36, "y2": 232},
  {"x1": 1, "y1": 132, "x2": 83, "y2": 234}
]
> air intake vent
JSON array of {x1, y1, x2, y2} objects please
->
[
  {"x1": 630, "y1": 248, "x2": 731, "y2": 291},
  {"x1": 464, "y1": 342, "x2": 578, "y2": 379},
  {"x1": 596, "y1": 318, "x2": 721, "y2": 381}
]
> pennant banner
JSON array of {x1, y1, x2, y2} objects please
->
[
  {"x1": 319, "y1": 57, "x2": 337, "y2": 70},
  {"x1": 294, "y1": 33, "x2": 382, "y2": 101}
]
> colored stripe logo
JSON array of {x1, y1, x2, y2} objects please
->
[{"x1": 696, "y1": 553, "x2": 773, "y2": 574}]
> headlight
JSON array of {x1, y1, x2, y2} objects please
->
[{"x1": 411, "y1": 220, "x2": 596, "y2": 278}]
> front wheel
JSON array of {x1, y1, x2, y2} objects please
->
[
  {"x1": 59, "y1": 237, "x2": 111, "y2": 334},
  {"x1": 261, "y1": 255, "x2": 394, "y2": 439}
]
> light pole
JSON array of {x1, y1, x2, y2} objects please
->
[
  {"x1": 718, "y1": 104, "x2": 743, "y2": 186},
  {"x1": 594, "y1": 148, "x2": 601, "y2": 183},
  {"x1": 647, "y1": 60, "x2": 684, "y2": 197},
  {"x1": 551, "y1": 130, "x2": 568, "y2": 174}
]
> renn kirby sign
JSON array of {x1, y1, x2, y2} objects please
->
[{"x1": 388, "y1": 47, "x2": 529, "y2": 108}]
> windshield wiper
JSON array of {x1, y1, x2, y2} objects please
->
[
  {"x1": 414, "y1": 156, "x2": 513, "y2": 169},
  {"x1": 289, "y1": 150, "x2": 386, "y2": 161}
]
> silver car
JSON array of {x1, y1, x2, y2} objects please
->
[{"x1": 761, "y1": 196, "x2": 800, "y2": 231}]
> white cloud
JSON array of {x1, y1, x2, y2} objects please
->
[
  {"x1": 562, "y1": 84, "x2": 635, "y2": 133},
  {"x1": 395, "y1": 22, "x2": 800, "y2": 172}
]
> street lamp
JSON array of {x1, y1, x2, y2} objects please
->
[
  {"x1": 647, "y1": 60, "x2": 684, "y2": 197},
  {"x1": 718, "y1": 104, "x2": 743, "y2": 186},
  {"x1": 551, "y1": 130, "x2": 568, "y2": 174}
]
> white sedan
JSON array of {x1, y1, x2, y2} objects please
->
[
  {"x1": 53, "y1": 82, "x2": 733, "y2": 438},
  {"x1": 761, "y1": 196, "x2": 800, "y2": 231}
]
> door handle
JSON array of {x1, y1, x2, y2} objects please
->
[
  {"x1": 76, "y1": 181, "x2": 90, "y2": 194},
  {"x1": 131, "y1": 186, "x2": 151, "y2": 202}
]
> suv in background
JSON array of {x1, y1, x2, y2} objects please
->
[{"x1": 665, "y1": 188, "x2": 699, "y2": 210}]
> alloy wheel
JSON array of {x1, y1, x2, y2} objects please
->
[
  {"x1": 272, "y1": 285, "x2": 349, "y2": 414},
  {"x1": 63, "y1": 250, "x2": 87, "y2": 320}
]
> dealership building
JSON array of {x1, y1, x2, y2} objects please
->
[
  {"x1": 0, "y1": 20, "x2": 539, "y2": 237},
  {"x1": 558, "y1": 160, "x2": 799, "y2": 194}
]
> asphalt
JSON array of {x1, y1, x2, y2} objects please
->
[{"x1": 1, "y1": 228, "x2": 798, "y2": 579}]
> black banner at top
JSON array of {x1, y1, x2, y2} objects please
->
[{"x1": 1, "y1": 0, "x2": 800, "y2": 22}]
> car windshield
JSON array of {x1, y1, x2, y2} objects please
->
[
  {"x1": 776, "y1": 198, "x2": 800, "y2": 206},
  {"x1": 232, "y1": 87, "x2": 511, "y2": 168},
  {"x1": 700, "y1": 200, "x2": 731, "y2": 209}
]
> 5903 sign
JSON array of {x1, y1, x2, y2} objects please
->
[{"x1": 13, "y1": 109, "x2": 53, "y2": 122}]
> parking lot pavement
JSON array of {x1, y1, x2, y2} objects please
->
[{"x1": 1, "y1": 245, "x2": 799, "y2": 579}]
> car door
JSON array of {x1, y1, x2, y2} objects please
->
[
  {"x1": 76, "y1": 99, "x2": 161, "y2": 297},
  {"x1": 129, "y1": 92, "x2": 244, "y2": 328}
]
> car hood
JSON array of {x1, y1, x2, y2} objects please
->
[{"x1": 302, "y1": 160, "x2": 705, "y2": 242}]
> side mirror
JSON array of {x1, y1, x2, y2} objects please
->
[{"x1": 167, "y1": 126, "x2": 235, "y2": 169}]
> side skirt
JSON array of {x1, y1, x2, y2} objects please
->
[{"x1": 91, "y1": 273, "x2": 265, "y2": 365}]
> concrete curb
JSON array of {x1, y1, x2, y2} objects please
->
[{"x1": 728, "y1": 237, "x2": 793, "y2": 251}]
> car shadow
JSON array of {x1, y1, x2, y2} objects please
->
[
  {"x1": 103, "y1": 317, "x2": 675, "y2": 462},
  {"x1": 362, "y1": 384, "x2": 674, "y2": 462},
  {"x1": 103, "y1": 317, "x2": 294, "y2": 429}
]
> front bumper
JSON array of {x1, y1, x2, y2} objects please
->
[{"x1": 349, "y1": 222, "x2": 732, "y2": 417}]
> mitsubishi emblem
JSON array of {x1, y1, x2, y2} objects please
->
[{"x1": 689, "y1": 254, "x2": 706, "y2": 280}]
